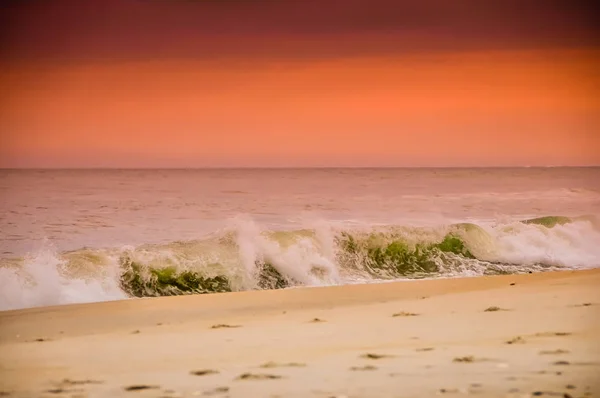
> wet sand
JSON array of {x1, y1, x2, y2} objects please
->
[{"x1": 1, "y1": 269, "x2": 599, "y2": 398}]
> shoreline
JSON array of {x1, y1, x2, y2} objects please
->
[{"x1": 1, "y1": 269, "x2": 599, "y2": 397}]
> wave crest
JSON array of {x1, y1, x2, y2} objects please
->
[{"x1": 1, "y1": 215, "x2": 599, "y2": 310}]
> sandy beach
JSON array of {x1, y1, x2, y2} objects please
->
[{"x1": 1, "y1": 269, "x2": 599, "y2": 398}]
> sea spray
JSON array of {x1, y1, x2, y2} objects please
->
[{"x1": 0, "y1": 243, "x2": 126, "y2": 311}]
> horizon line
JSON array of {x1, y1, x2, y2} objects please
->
[{"x1": 1, "y1": 165, "x2": 599, "y2": 171}]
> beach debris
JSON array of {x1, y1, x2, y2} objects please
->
[
  {"x1": 506, "y1": 336, "x2": 526, "y2": 345},
  {"x1": 32, "y1": 337, "x2": 50, "y2": 342},
  {"x1": 484, "y1": 306, "x2": 508, "y2": 312},
  {"x1": 392, "y1": 311, "x2": 419, "y2": 317},
  {"x1": 211, "y1": 324, "x2": 241, "y2": 329},
  {"x1": 259, "y1": 361, "x2": 306, "y2": 368},
  {"x1": 131, "y1": 330, "x2": 140, "y2": 334},
  {"x1": 236, "y1": 373, "x2": 283, "y2": 380},
  {"x1": 124, "y1": 385, "x2": 159, "y2": 391},
  {"x1": 349, "y1": 365, "x2": 378, "y2": 371},
  {"x1": 310, "y1": 318, "x2": 325, "y2": 323},
  {"x1": 539, "y1": 349, "x2": 570, "y2": 355},
  {"x1": 190, "y1": 369, "x2": 219, "y2": 376},
  {"x1": 552, "y1": 361, "x2": 571, "y2": 366},
  {"x1": 201, "y1": 386, "x2": 229, "y2": 396},
  {"x1": 360, "y1": 353, "x2": 394, "y2": 360},
  {"x1": 452, "y1": 356, "x2": 475, "y2": 363},
  {"x1": 416, "y1": 347, "x2": 435, "y2": 352},
  {"x1": 510, "y1": 283, "x2": 516, "y2": 286},
  {"x1": 566, "y1": 385, "x2": 576, "y2": 390}
]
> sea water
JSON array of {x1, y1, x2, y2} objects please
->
[{"x1": 1, "y1": 167, "x2": 599, "y2": 310}]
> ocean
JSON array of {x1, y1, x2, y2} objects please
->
[{"x1": 1, "y1": 167, "x2": 599, "y2": 311}]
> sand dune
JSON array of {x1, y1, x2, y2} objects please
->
[{"x1": 1, "y1": 269, "x2": 599, "y2": 397}]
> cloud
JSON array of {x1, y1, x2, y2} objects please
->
[{"x1": 1, "y1": 0, "x2": 598, "y2": 62}]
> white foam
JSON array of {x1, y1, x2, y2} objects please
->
[
  {"x1": 487, "y1": 219, "x2": 600, "y2": 268},
  {"x1": 232, "y1": 216, "x2": 341, "y2": 287},
  {"x1": 0, "y1": 245, "x2": 126, "y2": 311}
]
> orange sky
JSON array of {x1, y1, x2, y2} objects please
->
[{"x1": 1, "y1": 1, "x2": 598, "y2": 167}]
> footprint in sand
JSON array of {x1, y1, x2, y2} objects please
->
[
  {"x1": 452, "y1": 356, "x2": 476, "y2": 363},
  {"x1": 392, "y1": 311, "x2": 419, "y2": 317},
  {"x1": 505, "y1": 336, "x2": 526, "y2": 345},
  {"x1": 534, "y1": 332, "x2": 572, "y2": 337},
  {"x1": 44, "y1": 379, "x2": 105, "y2": 395},
  {"x1": 360, "y1": 353, "x2": 394, "y2": 360},
  {"x1": 483, "y1": 306, "x2": 510, "y2": 312},
  {"x1": 349, "y1": 365, "x2": 378, "y2": 371},
  {"x1": 124, "y1": 385, "x2": 159, "y2": 391},
  {"x1": 259, "y1": 361, "x2": 306, "y2": 368},
  {"x1": 46, "y1": 388, "x2": 76, "y2": 394},
  {"x1": 211, "y1": 324, "x2": 242, "y2": 329},
  {"x1": 31, "y1": 337, "x2": 51, "y2": 342},
  {"x1": 161, "y1": 388, "x2": 182, "y2": 398},
  {"x1": 202, "y1": 386, "x2": 230, "y2": 396},
  {"x1": 539, "y1": 349, "x2": 570, "y2": 355},
  {"x1": 532, "y1": 392, "x2": 574, "y2": 398},
  {"x1": 60, "y1": 379, "x2": 104, "y2": 386},
  {"x1": 236, "y1": 373, "x2": 283, "y2": 381},
  {"x1": 190, "y1": 369, "x2": 219, "y2": 376},
  {"x1": 439, "y1": 388, "x2": 460, "y2": 394},
  {"x1": 553, "y1": 360, "x2": 600, "y2": 367}
]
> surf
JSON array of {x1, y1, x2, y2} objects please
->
[{"x1": 1, "y1": 215, "x2": 599, "y2": 311}]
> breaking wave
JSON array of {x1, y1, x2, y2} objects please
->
[{"x1": 1, "y1": 215, "x2": 599, "y2": 311}]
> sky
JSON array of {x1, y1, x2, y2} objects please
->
[{"x1": 1, "y1": 0, "x2": 599, "y2": 167}]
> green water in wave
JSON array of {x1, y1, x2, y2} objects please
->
[
  {"x1": 337, "y1": 232, "x2": 474, "y2": 276},
  {"x1": 119, "y1": 256, "x2": 292, "y2": 297},
  {"x1": 119, "y1": 258, "x2": 232, "y2": 297},
  {"x1": 522, "y1": 216, "x2": 572, "y2": 228}
]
